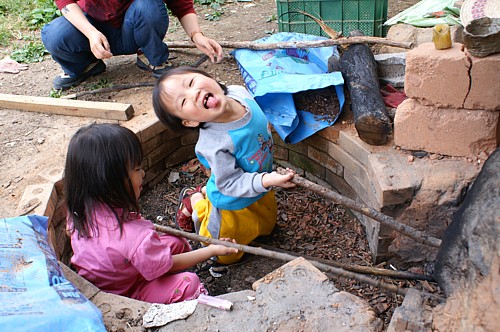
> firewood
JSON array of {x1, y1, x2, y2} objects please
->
[
  {"x1": 251, "y1": 241, "x2": 435, "y2": 282},
  {"x1": 339, "y1": 31, "x2": 392, "y2": 145}
]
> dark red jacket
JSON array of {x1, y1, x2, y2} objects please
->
[{"x1": 55, "y1": 0, "x2": 195, "y2": 28}]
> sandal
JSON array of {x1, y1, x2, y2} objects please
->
[{"x1": 175, "y1": 186, "x2": 203, "y2": 232}]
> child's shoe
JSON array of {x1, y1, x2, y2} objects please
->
[{"x1": 175, "y1": 186, "x2": 203, "y2": 232}]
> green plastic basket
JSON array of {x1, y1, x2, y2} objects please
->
[{"x1": 277, "y1": 0, "x2": 388, "y2": 37}]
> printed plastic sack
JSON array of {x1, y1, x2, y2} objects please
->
[
  {"x1": 384, "y1": 0, "x2": 461, "y2": 27},
  {"x1": 0, "y1": 214, "x2": 106, "y2": 331},
  {"x1": 232, "y1": 32, "x2": 345, "y2": 144}
]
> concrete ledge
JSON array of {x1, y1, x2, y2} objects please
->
[
  {"x1": 162, "y1": 257, "x2": 383, "y2": 331},
  {"x1": 15, "y1": 183, "x2": 57, "y2": 217}
]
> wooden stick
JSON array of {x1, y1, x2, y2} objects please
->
[
  {"x1": 61, "y1": 82, "x2": 154, "y2": 100},
  {"x1": 0, "y1": 93, "x2": 134, "y2": 120},
  {"x1": 276, "y1": 167, "x2": 442, "y2": 248},
  {"x1": 166, "y1": 36, "x2": 413, "y2": 51},
  {"x1": 154, "y1": 224, "x2": 408, "y2": 296},
  {"x1": 251, "y1": 241, "x2": 434, "y2": 282}
]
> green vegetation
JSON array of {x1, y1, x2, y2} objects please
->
[
  {"x1": 195, "y1": 0, "x2": 225, "y2": 21},
  {"x1": 29, "y1": 0, "x2": 60, "y2": 28},
  {"x1": 0, "y1": 0, "x2": 59, "y2": 61},
  {"x1": 87, "y1": 78, "x2": 113, "y2": 90},
  {"x1": 49, "y1": 88, "x2": 63, "y2": 98},
  {"x1": 267, "y1": 14, "x2": 277, "y2": 23},
  {"x1": 10, "y1": 41, "x2": 48, "y2": 63}
]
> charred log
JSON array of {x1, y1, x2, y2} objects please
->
[{"x1": 339, "y1": 31, "x2": 392, "y2": 145}]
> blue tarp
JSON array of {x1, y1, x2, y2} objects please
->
[
  {"x1": 232, "y1": 32, "x2": 345, "y2": 144},
  {"x1": 0, "y1": 215, "x2": 106, "y2": 331}
]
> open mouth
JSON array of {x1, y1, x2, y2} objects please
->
[{"x1": 203, "y1": 93, "x2": 213, "y2": 109}]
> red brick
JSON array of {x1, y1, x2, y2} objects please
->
[
  {"x1": 405, "y1": 43, "x2": 470, "y2": 108},
  {"x1": 394, "y1": 99, "x2": 499, "y2": 157},
  {"x1": 289, "y1": 150, "x2": 325, "y2": 179},
  {"x1": 318, "y1": 126, "x2": 340, "y2": 143},
  {"x1": 274, "y1": 144, "x2": 289, "y2": 161},
  {"x1": 464, "y1": 51, "x2": 500, "y2": 111},
  {"x1": 308, "y1": 145, "x2": 343, "y2": 176},
  {"x1": 304, "y1": 134, "x2": 329, "y2": 152},
  {"x1": 145, "y1": 139, "x2": 181, "y2": 169}
]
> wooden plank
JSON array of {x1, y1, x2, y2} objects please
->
[{"x1": 0, "y1": 93, "x2": 134, "y2": 120}]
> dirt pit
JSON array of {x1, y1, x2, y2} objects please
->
[{"x1": 140, "y1": 159, "x2": 439, "y2": 328}]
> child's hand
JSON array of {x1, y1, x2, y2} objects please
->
[
  {"x1": 262, "y1": 168, "x2": 296, "y2": 189},
  {"x1": 210, "y1": 238, "x2": 238, "y2": 256}
]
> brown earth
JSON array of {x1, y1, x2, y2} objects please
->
[{"x1": 0, "y1": 0, "x2": 427, "y2": 329}]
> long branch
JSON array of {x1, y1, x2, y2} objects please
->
[
  {"x1": 61, "y1": 82, "x2": 154, "y2": 99},
  {"x1": 154, "y1": 224, "x2": 408, "y2": 296},
  {"x1": 251, "y1": 241, "x2": 434, "y2": 282},
  {"x1": 167, "y1": 37, "x2": 413, "y2": 50},
  {"x1": 277, "y1": 167, "x2": 442, "y2": 248}
]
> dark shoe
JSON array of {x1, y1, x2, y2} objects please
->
[
  {"x1": 136, "y1": 53, "x2": 173, "y2": 79},
  {"x1": 53, "y1": 60, "x2": 106, "y2": 90}
]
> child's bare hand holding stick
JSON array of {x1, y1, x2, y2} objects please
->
[
  {"x1": 171, "y1": 238, "x2": 238, "y2": 272},
  {"x1": 262, "y1": 168, "x2": 297, "y2": 189}
]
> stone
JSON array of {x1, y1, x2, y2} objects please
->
[
  {"x1": 387, "y1": 289, "x2": 433, "y2": 332},
  {"x1": 374, "y1": 52, "x2": 406, "y2": 88},
  {"x1": 464, "y1": 51, "x2": 500, "y2": 111},
  {"x1": 434, "y1": 147, "x2": 500, "y2": 295},
  {"x1": 162, "y1": 257, "x2": 384, "y2": 331},
  {"x1": 432, "y1": 148, "x2": 500, "y2": 331}
]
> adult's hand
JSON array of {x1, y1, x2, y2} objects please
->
[
  {"x1": 87, "y1": 30, "x2": 113, "y2": 59},
  {"x1": 192, "y1": 33, "x2": 223, "y2": 63},
  {"x1": 59, "y1": 3, "x2": 112, "y2": 60},
  {"x1": 180, "y1": 13, "x2": 223, "y2": 63}
]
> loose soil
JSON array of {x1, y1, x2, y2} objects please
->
[
  {"x1": 0, "y1": 0, "x2": 430, "y2": 329},
  {"x1": 293, "y1": 86, "x2": 341, "y2": 122}
]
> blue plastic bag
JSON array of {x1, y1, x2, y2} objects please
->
[
  {"x1": 232, "y1": 32, "x2": 345, "y2": 143},
  {"x1": 0, "y1": 215, "x2": 106, "y2": 331}
]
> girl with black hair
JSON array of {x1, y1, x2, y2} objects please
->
[{"x1": 64, "y1": 123, "x2": 237, "y2": 304}]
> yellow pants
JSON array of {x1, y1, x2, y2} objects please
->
[{"x1": 195, "y1": 191, "x2": 277, "y2": 264}]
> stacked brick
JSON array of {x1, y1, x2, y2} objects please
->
[{"x1": 395, "y1": 43, "x2": 499, "y2": 158}]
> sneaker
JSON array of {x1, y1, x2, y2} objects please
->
[
  {"x1": 53, "y1": 60, "x2": 106, "y2": 90},
  {"x1": 136, "y1": 53, "x2": 173, "y2": 78}
]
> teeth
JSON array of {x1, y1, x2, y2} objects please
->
[{"x1": 203, "y1": 94, "x2": 210, "y2": 108}]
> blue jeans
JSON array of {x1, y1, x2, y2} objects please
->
[{"x1": 41, "y1": 0, "x2": 169, "y2": 77}]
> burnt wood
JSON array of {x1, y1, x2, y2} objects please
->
[{"x1": 339, "y1": 31, "x2": 392, "y2": 145}]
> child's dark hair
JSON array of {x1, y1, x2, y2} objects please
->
[
  {"x1": 152, "y1": 66, "x2": 228, "y2": 131},
  {"x1": 64, "y1": 123, "x2": 143, "y2": 238}
]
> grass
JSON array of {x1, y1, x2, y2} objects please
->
[{"x1": 0, "y1": 0, "x2": 58, "y2": 61}]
